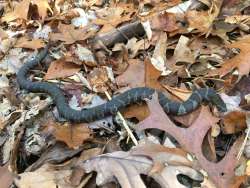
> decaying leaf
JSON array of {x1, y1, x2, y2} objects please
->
[{"x1": 81, "y1": 143, "x2": 203, "y2": 188}]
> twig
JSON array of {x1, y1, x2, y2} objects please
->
[
  {"x1": 237, "y1": 114, "x2": 250, "y2": 160},
  {"x1": 104, "y1": 91, "x2": 138, "y2": 146}
]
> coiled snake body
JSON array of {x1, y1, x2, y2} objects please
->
[{"x1": 17, "y1": 46, "x2": 227, "y2": 123}]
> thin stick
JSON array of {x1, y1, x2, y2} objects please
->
[
  {"x1": 237, "y1": 127, "x2": 250, "y2": 160},
  {"x1": 237, "y1": 114, "x2": 250, "y2": 160},
  {"x1": 105, "y1": 91, "x2": 138, "y2": 146}
]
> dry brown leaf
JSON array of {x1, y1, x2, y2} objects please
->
[
  {"x1": 209, "y1": 36, "x2": 250, "y2": 77},
  {"x1": 222, "y1": 111, "x2": 248, "y2": 134},
  {"x1": 82, "y1": 143, "x2": 203, "y2": 188},
  {"x1": 116, "y1": 59, "x2": 145, "y2": 88},
  {"x1": 1, "y1": 0, "x2": 30, "y2": 22},
  {"x1": 122, "y1": 103, "x2": 150, "y2": 121},
  {"x1": 32, "y1": 0, "x2": 52, "y2": 21},
  {"x1": 15, "y1": 37, "x2": 45, "y2": 50},
  {"x1": 44, "y1": 59, "x2": 81, "y2": 80},
  {"x1": 51, "y1": 122, "x2": 91, "y2": 148},
  {"x1": 186, "y1": 10, "x2": 212, "y2": 33},
  {"x1": 50, "y1": 23, "x2": 95, "y2": 44}
]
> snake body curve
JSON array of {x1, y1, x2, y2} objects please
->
[{"x1": 17, "y1": 46, "x2": 227, "y2": 123}]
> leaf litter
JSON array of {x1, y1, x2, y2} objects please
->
[{"x1": 0, "y1": 0, "x2": 250, "y2": 188}]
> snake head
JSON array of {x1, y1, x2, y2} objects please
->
[{"x1": 209, "y1": 93, "x2": 227, "y2": 113}]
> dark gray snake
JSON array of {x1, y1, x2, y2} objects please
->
[{"x1": 17, "y1": 46, "x2": 227, "y2": 123}]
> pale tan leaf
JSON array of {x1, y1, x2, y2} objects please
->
[
  {"x1": 14, "y1": 164, "x2": 73, "y2": 188},
  {"x1": 15, "y1": 37, "x2": 45, "y2": 50},
  {"x1": 32, "y1": 0, "x2": 53, "y2": 21},
  {"x1": 1, "y1": 0, "x2": 30, "y2": 22}
]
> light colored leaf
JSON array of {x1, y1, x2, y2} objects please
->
[
  {"x1": 81, "y1": 143, "x2": 202, "y2": 188},
  {"x1": 1, "y1": 0, "x2": 30, "y2": 22}
]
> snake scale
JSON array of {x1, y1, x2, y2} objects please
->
[{"x1": 17, "y1": 45, "x2": 227, "y2": 123}]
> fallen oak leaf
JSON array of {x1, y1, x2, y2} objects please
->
[
  {"x1": 81, "y1": 143, "x2": 203, "y2": 188},
  {"x1": 136, "y1": 93, "x2": 243, "y2": 188}
]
